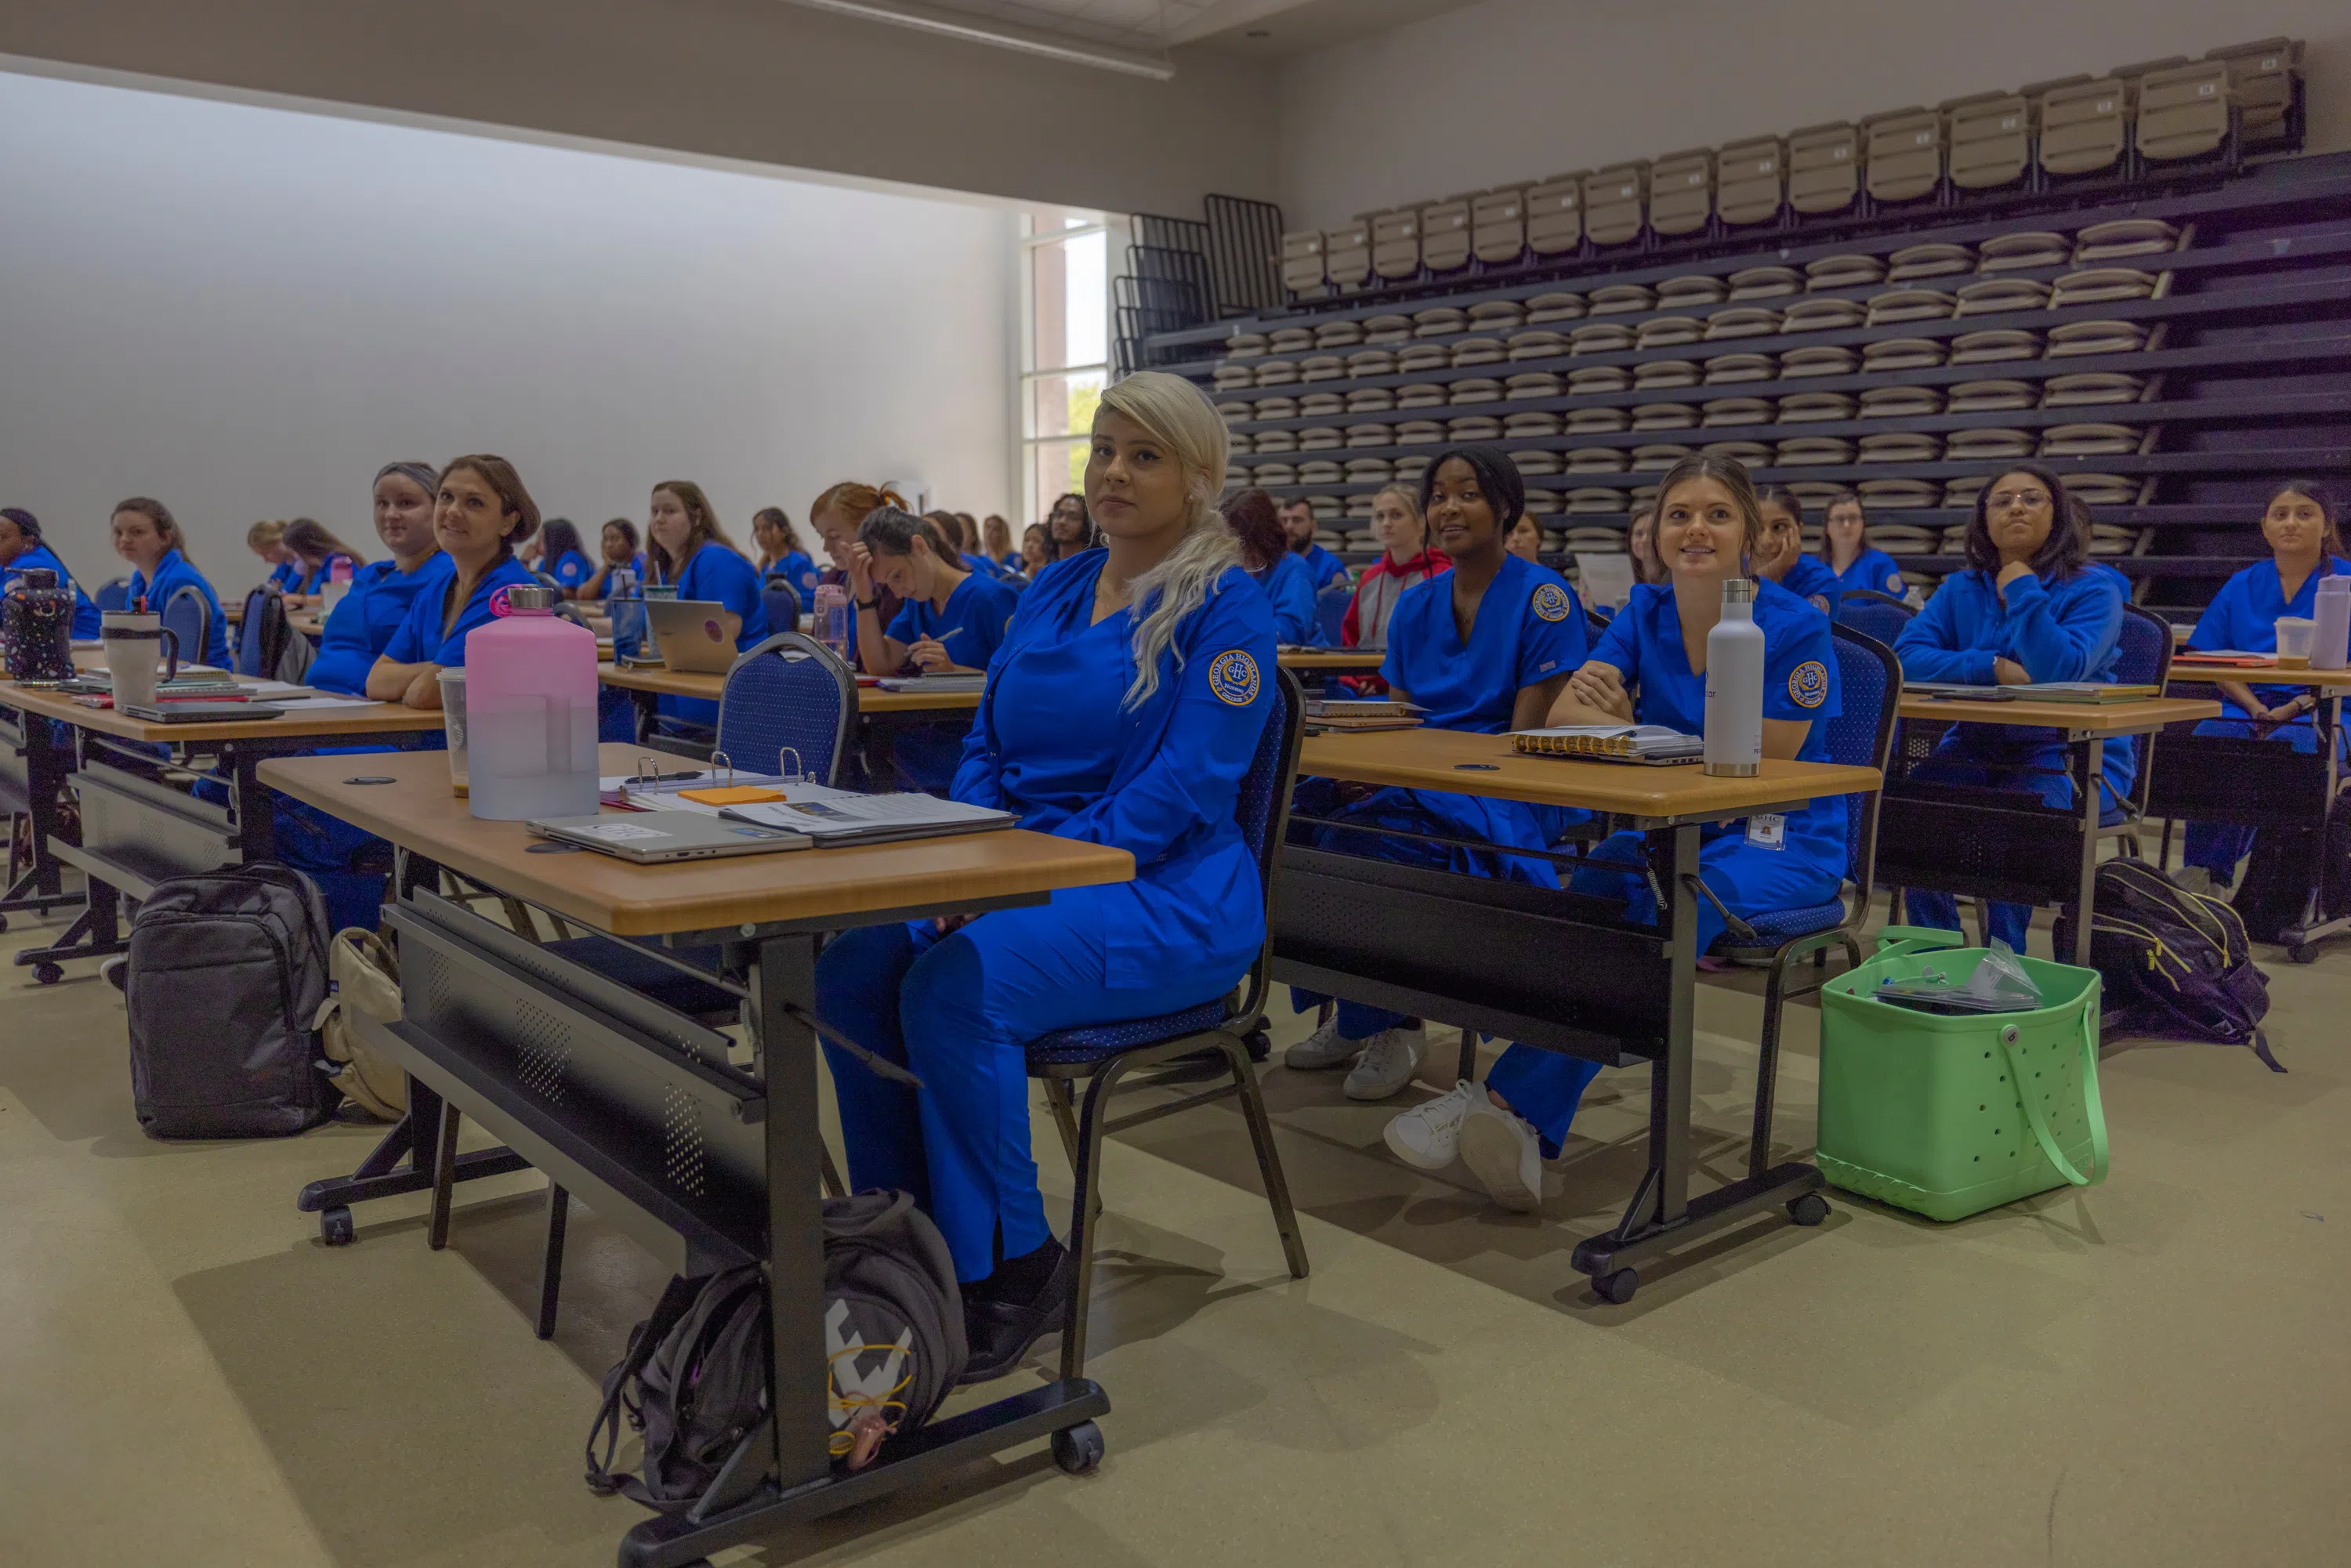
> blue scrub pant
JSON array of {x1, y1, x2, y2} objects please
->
[
  {"x1": 816, "y1": 897, "x2": 1242, "y2": 1282},
  {"x1": 2182, "y1": 715, "x2": 2325, "y2": 877},
  {"x1": 1486, "y1": 826, "x2": 1841, "y2": 1154},
  {"x1": 195, "y1": 744, "x2": 396, "y2": 932},
  {"x1": 1901, "y1": 736, "x2": 2110, "y2": 954}
]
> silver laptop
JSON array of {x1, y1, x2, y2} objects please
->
[
  {"x1": 526, "y1": 809, "x2": 808, "y2": 863},
  {"x1": 641, "y1": 599, "x2": 744, "y2": 674}
]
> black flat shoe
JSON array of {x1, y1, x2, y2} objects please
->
[{"x1": 958, "y1": 1244, "x2": 1075, "y2": 1385}]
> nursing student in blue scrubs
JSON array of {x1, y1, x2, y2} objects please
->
[
  {"x1": 272, "y1": 518, "x2": 366, "y2": 610},
  {"x1": 1386, "y1": 457, "x2": 1846, "y2": 1211},
  {"x1": 367, "y1": 454, "x2": 542, "y2": 705},
  {"x1": 112, "y1": 498, "x2": 231, "y2": 665},
  {"x1": 1895, "y1": 465, "x2": 2128, "y2": 951},
  {"x1": 1819, "y1": 491, "x2": 1907, "y2": 605},
  {"x1": 644, "y1": 480, "x2": 767, "y2": 729},
  {"x1": 1279, "y1": 496, "x2": 1350, "y2": 593},
  {"x1": 0, "y1": 508, "x2": 101, "y2": 637},
  {"x1": 578, "y1": 519, "x2": 647, "y2": 602},
  {"x1": 752, "y1": 506, "x2": 819, "y2": 598},
  {"x1": 1226, "y1": 489, "x2": 1319, "y2": 643},
  {"x1": 534, "y1": 517, "x2": 596, "y2": 597},
  {"x1": 264, "y1": 462, "x2": 451, "y2": 931},
  {"x1": 816, "y1": 371, "x2": 1277, "y2": 1378},
  {"x1": 1755, "y1": 486, "x2": 1840, "y2": 612},
  {"x1": 1284, "y1": 446, "x2": 1588, "y2": 1116},
  {"x1": 843, "y1": 506, "x2": 1018, "y2": 790},
  {"x1": 2180, "y1": 480, "x2": 2350, "y2": 888}
]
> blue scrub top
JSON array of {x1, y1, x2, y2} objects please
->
[
  {"x1": 267, "y1": 559, "x2": 302, "y2": 593},
  {"x1": 380, "y1": 555, "x2": 539, "y2": 668},
  {"x1": 959, "y1": 551, "x2": 1009, "y2": 585},
  {"x1": 5, "y1": 542, "x2": 101, "y2": 639},
  {"x1": 1595, "y1": 578, "x2": 1847, "y2": 866},
  {"x1": 2190, "y1": 556, "x2": 2351, "y2": 717},
  {"x1": 1777, "y1": 553, "x2": 1841, "y2": 608},
  {"x1": 1381, "y1": 552, "x2": 1588, "y2": 732},
  {"x1": 1828, "y1": 547, "x2": 1907, "y2": 602},
  {"x1": 1295, "y1": 541, "x2": 1350, "y2": 594},
  {"x1": 887, "y1": 570, "x2": 1019, "y2": 672},
  {"x1": 956, "y1": 554, "x2": 1277, "y2": 989},
  {"x1": 271, "y1": 555, "x2": 355, "y2": 594},
  {"x1": 659, "y1": 543, "x2": 769, "y2": 725},
  {"x1": 546, "y1": 549, "x2": 593, "y2": 592},
  {"x1": 998, "y1": 552, "x2": 1024, "y2": 574},
  {"x1": 765, "y1": 550, "x2": 819, "y2": 598},
  {"x1": 308, "y1": 553, "x2": 454, "y2": 695},
  {"x1": 126, "y1": 549, "x2": 231, "y2": 665},
  {"x1": 1252, "y1": 551, "x2": 1319, "y2": 645}
]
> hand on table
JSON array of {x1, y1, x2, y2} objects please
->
[
  {"x1": 1565, "y1": 661, "x2": 1636, "y2": 722},
  {"x1": 909, "y1": 636, "x2": 955, "y2": 672},
  {"x1": 1992, "y1": 657, "x2": 2030, "y2": 686}
]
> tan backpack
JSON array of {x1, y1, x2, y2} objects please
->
[{"x1": 310, "y1": 927, "x2": 408, "y2": 1121}]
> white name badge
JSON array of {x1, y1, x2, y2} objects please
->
[{"x1": 1746, "y1": 813, "x2": 1788, "y2": 850}]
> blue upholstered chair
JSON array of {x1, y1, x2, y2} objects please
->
[
  {"x1": 759, "y1": 579, "x2": 802, "y2": 642},
  {"x1": 232, "y1": 588, "x2": 286, "y2": 678},
  {"x1": 1832, "y1": 587, "x2": 1914, "y2": 646},
  {"x1": 1026, "y1": 668, "x2": 1311, "y2": 1379},
  {"x1": 160, "y1": 585, "x2": 210, "y2": 672},
  {"x1": 92, "y1": 578, "x2": 131, "y2": 614},
  {"x1": 1313, "y1": 581, "x2": 1351, "y2": 648}
]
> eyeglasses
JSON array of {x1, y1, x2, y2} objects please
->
[{"x1": 1987, "y1": 489, "x2": 2052, "y2": 511}]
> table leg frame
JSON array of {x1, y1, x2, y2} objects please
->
[
  {"x1": 1, "y1": 714, "x2": 83, "y2": 923},
  {"x1": 2071, "y1": 737, "x2": 2104, "y2": 970}
]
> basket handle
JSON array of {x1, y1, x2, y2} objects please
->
[
  {"x1": 1871, "y1": 924, "x2": 1968, "y2": 961},
  {"x1": 1996, "y1": 1006, "x2": 2109, "y2": 1188}
]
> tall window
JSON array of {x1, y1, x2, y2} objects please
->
[{"x1": 1020, "y1": 212, "x2": 1114, "y2": 527}]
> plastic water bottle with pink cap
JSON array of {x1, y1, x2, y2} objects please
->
[{"x1": 463, "y1": 582, "x2": 601, "y2": 820}]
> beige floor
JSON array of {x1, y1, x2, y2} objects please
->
[{"x1": 2, "y1": 889, "x2": 2347, "y2": 1568}]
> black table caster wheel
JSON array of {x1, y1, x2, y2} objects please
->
[
  {"x1": 320, "y1": 1207, "x2": 355, "y2": 1246},
  {"x1": 1052, "y1": 1421, "x2": 1106, "y2": 1475},
  {"x1": 0, "y1": 913, "x2": 10, "y2": 934},
  {"x1": 1592, "y1": 1268, "x2": 1639, "y2": 1305},
  {"x1": 2289, "y1": 943, "x2": 2320, "y2": 965},
  {"x1": 1788, "y1": 1192, "x2": 1831, "y2": 1226},
  {"x1": 32, "y1": 962, "x2": 62, "y2": 986},
  {"x1": 1244, "y1": 1030, "x2": 1270, "y2": 1063}
]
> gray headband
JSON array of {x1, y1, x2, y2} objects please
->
[{"x1": 375, "y1": 462, "x2": 440, "y2": 497}]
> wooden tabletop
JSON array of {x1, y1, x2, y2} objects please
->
[
  {"x1": 2168, "y1": 664, "x2": 2351, "y2": 692},
  {"x1": 1898, "y1": 693, "x2": 2220, "y2": 733},
  {"x1": 1279, "y1": 650, "x2": 1386, "y2": 670},
  {"x1": 258, "y1": 744, "x2": 1133, "y2": 936},
  {"x1": 1299, "y1": 727, "x2": 1880, "y2": 822},
  {"x1": 0, "y1": 677, "x2": 447, "y2": 745},
  {"x1": 598, "y1": 662, "x2": 981, "y2": 714}
]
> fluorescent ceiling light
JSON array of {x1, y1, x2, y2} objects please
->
[{"x1": 784, "y1": 0, "x2": 1179, "y2": 80}]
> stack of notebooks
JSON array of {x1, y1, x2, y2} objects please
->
[
  {"x1": 1509, "y1": 725, "x2": 1705, "y2": 764},
  {"x1": 877, "y1": 674, "x2": 986, "y2": 693},
  {"x1": 2170, "y1": 651, "x2": 2277, "y2": 669},
  {"x1": 595, "y1": 765, "x2": 1012, "y2": 846},
  {"x1": 1305, "y1": 698, "x2": 1423, "y2": 733},
  {"x1": 1904, "y1": 682, "x2": 2160, "y2": 704}
]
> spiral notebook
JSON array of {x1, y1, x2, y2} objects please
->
[{"x1": 1509, "y1": 725, "x2": 1705, "y2": 764}]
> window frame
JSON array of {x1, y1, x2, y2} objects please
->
[{"x1": 1017, "y1": 215, "x2": 1121, "y2": 527}]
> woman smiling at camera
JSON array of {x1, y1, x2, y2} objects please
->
[
  {"x1": 814, "y1": 371, "x2": 1276, "y2": 1382},
  {"x1": 364, "y1": 455, "x2": 542, "y2": 708}
]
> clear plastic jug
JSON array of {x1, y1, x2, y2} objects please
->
[
  {"x1": 463, "y1": 583, "x2": 601, "y2": 820},
  {"x1": 2310, "y1": 575, "x2": 2350, "y2": 672}
]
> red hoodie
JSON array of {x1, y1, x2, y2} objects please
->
[{"x1": 1342, "y1": 546, "x2": 1452, "y2": 650}]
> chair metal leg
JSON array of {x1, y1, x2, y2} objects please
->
[
  {"x1": 427, "y1": 1099, "x2": 462, "y2": 1251},
  {"x1": 537, "y1": 1183, "x2": 568, "y2": 1338},
  {"x1": 1749, "y1": 950, "x2": 1795, "y2": 1182},
  {"x1": 1455, "y1": 1026, "x2": 1477, "y2": 1085},
  {"x1": 1043, "y1": 1077, "x2": 1081, "y2": 1171},
  {"x1": 1059, "y1": 1059, "x2": 1128, "y2": 1382},
  {"x1": 1971, "y1": 897, "x2": 1993, "y2": 948},
  {"x1": 1216, "y1": 1034, "x2": 1310, "y2": 1281}
]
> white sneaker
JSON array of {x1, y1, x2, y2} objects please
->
[
  {"x1": 2172, "y1": 865, "x2": 2214, "y2": 897},
  {"x1": 1456, "y1": 1099, "x2": 1545, "y2": 1212},
  {"x1": 1382, "y1": 1081, "x2": 1480, "y2": 1170},
  {"x1": 1343, "y1": 1027, "x2": 1425, "y2": 1101},
  {"x1": 1283, "y1": 1018, "x2": 1361, "y2": 1071}
]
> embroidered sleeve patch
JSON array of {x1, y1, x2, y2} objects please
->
[
  {"x1": 1208, "y1": 650, "x2": 1261, "y2": 707},
  {"x1": 1531, "y1": 582, "x2": 1570, "y2": 622},
  {"x1": 1789, "y1": 659, "x2": 1829, "y2": 708}
]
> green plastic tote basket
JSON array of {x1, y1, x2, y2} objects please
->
[{"x1": 1816, "y1": 927, "x2": 2109, "y2": 1221}]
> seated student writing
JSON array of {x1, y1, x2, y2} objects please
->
[
  {"x1": 114, "y1": 498, "x2": 231, "y2": 665},
  {"x1": 751, "y1": 505, "x2": 818, "y2": 597},
  {"x1": 1893, "y1": 464, "x2": 2128, "y2": 951},
  {"x1": 365, "y1": 454, "x2": 543, "y2": 708},
  {"x1": 1379, "y1": 455, "x2": 1846, "y2": 1212},
  {"x1": 1226, "y1": 488, "x2": 1319, "y2": 644},
  {"x1": 1820, "y1": 491, "x2": 1906, "y2": 603},
  {"x1": 1280, "y1": 495, "x2": 1350, "y2": 593},
  {"x1": 814, "y1": 371, "x2": 1276, "y2": 1380},
  {"x1": 0, "y1": 508, "x2": 102, "y2": 638},
  {"x1": 643, "y1": 480, "x2": 768, "y2": 728},
  {"x1": 1754, "y1": 485, "x2": 1838, "y2": 612},
  {"x1": 1284, "y1": 446, "x2": 1587, "y2": 1114},
  {"x1": 843, "y1": 505, "x2": 1020, "y2": 790},
  {"x1": 2178, "y1": 480, "x2": 2349, "y2": 898},
  {"x1": 248, "y1": 520, "x2": 292, "y2": 590},
  {"x1": 275, "y1": 517, "x2": 367, "y2": 610},
  {"x1": 578, "y1": 518, "x2": 646, "y2": 601}
]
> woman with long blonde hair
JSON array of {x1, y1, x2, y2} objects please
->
[{"x1": 813, "y1": 371, "x2": 1275, "y2": 1380}]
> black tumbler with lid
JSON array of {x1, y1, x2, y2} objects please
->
[{"x1": 1, "y1": 568, "x2": 78, "y2": 681}]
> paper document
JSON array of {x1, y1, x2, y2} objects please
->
[
  {"x1": 1573, "y1": 552, "x2": 1638, "y2": 611},
  {"x1": 718, "y1": 784, "x2": 1013, "y2": 844}
]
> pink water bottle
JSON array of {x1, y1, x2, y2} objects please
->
[
  {"x1": 462, "y1": 583, "x2": 601, "y2": 820},
  {"x1": 813, "y1": 582, "x2": 849, "y2": 656},
  {"x1": 329, "y1": 557, "x2": 353, "y2": 587}
]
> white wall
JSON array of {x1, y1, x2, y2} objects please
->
[
  {"x1": 1277, "y1": 0, "x2": 2351, "y2": 226},
  {"x1": 0, "y1": 70, "x2": 1017, "y2": 592}
]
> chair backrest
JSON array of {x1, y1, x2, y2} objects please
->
[
  {"x1": 1647, "y1": 147, "x2": 1714, "y2": 237},
  {"x1": 1834, "y1": 587, "x2": 1914, "y2": 646},
  {"x1": 2039, "y1": 78, "x2": 2128, "y2": 176},
  {"x1": 1716, "y1": 136, "x2": 1786, "y2": 225},
  {"x1": 533, "y1": 570, "x2": 564, "y2": 595},
  {"x1": 161, "y1": 585, "x2": 209, "y2": 668},
  {"x1": 1825, "y1": 621, "x2": 1902, "y2": 902},
  {"x1": 1230, "y1": 668, "x2": 1306, "y2": 1023},
  {"x1": 2136, "y1": 61, "x2": 2231, "y2": 162},
  {"x1": 233, "y1": 587, "x2": 288, "y2": 678},
  {"x1": 1313, "y1": 581, "x2": 1351, "y2": 647},
  {"x1": 94, "y1": 578, "x2": 131, "y2": 613},
  {"x1": 1471, "y1": 187, "x2": 1526, "y2": 263},
  {"x1": 1581, "y1": 162, "x2": 1649, "y2": 247},
  {"x1": 760, "y1": 581, "x2": 803, "y2": 636},
  {"x1": 1525, "y1": 172, "x2": 1588, "y2": 255},
  {"x1": 1787, "y1": 121, "x2": 1860, "y2": 214},
  {"x1": 2112, "y1": 600, "x2": 2175, "y2": 814},
  {"x1": 713, "y1": 631, "x2": 856, "y2": 786},
  {"x1": 1864, "y1": 107, "x2": 1943, "y2": 202}
]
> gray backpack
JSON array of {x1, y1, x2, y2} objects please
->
[{"x1": 125, "y1": 863, "x2": 338, "y2": 1138}]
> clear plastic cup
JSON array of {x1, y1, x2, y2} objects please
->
[
  {"x1": 437, "y1": 668, "x2": 469, "y2": 795},
  {"x1": 2276, "y1": 616, "x2": 2316, "y2": 668}
]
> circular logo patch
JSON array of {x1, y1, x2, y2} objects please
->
[
  {"x1": 703, "y1": 618, "x2": 724, "y2": 643},
  {"x1": 1208, "y1": 650, "x2": 1261, "y2": 707},
  {"x1": 1531, "y1": 582, "x2": 1570, "y2": 622},
  {"x1": 1789, "y1": 660, "x2": 1829, "y2": 708}
]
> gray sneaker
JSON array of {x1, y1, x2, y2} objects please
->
[
  {"x1": 1343, "y1": 1027, "x2": 1427, "y2": 1101},
  {"x1": 1283, "y1": 1018, "x2": 1362, "y2": 1071}
]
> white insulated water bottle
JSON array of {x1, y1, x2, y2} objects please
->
[
  {"x1": 2309, "y1": 574, "x2": 2350, "y2": 671},
  {"x1": 1704, "y1": 578, "x2": 1766, "y2": 777}
]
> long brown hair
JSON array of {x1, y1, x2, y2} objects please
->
[
  {"x1": 1650, "y1": 454, "x2": 1766, "y2": 574},
  {"x1": 283, "y1": 516, "x2": 368, "y2": 567},
  {"x1": 1221, "y1": 487, "x2": 1286, "y2": 571},
  {"x1": 1962, "y1": 463, "x2": 2085, "y2": 581},
  {"x1": 438, "y1": 455, "x2": 540, "y2": 554},
  {"x1": 751, "y1": 505, "x2": 804, "y2": 566},
  {"x1": 114, "y1": 497, "x2": 191, "y2": 563},
  {"x1": 809, "y1": 481, "x2": 907, "y2": 531},
  {"x1": 647, "y1": 480, "x2": 737, "y2": 582}
]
